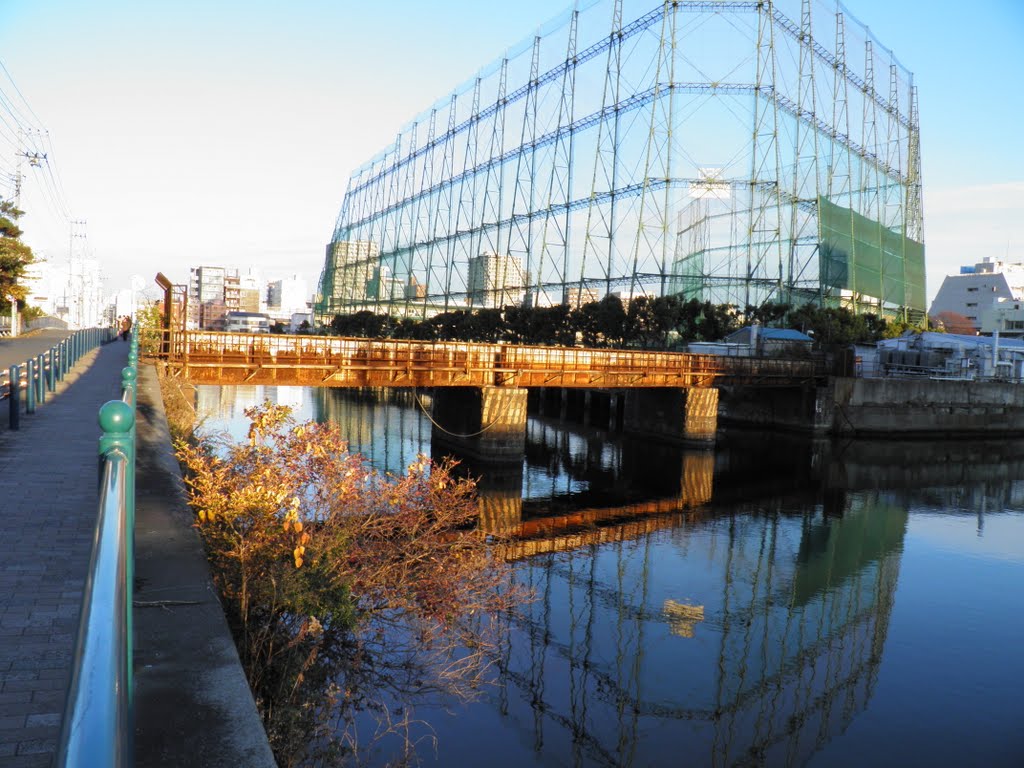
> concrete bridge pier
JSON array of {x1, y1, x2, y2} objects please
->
[
  {"x1": 623, "y1": 387, "x2": 719, "y2": 444},
  {"x1": 430, "y1": 386, "x2": 529, "y2": 462}
]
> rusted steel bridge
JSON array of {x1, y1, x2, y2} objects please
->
[{"x1": 157, "y1": 330, "x2": 823, "y2": 389}]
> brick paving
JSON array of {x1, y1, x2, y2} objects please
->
[{"x1": 0, "y1": 338, "x2": 126, "y2": 766}]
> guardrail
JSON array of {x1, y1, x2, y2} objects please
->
[
  {"x1": 2, "y1": 327, "x2": 113, "y2": 430},
  {"x1": 57, "y1": 333, "x2": 138, "y2": 767}
]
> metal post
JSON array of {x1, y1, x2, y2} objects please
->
[
  {"x1": 48, "y1": 348, "x2": 56, "y2": 391},
  {"x1": 8, "y1": 364, "x2": 19, "y2": 430},
  {"x1": 60, "y1": 340, "x2": 68, "y2": 379},
  {"x1": 121, "y1": 367, "x2": 137, "y2": 411},
  {"x1": 36, "y1": 354, "x2": 45, "y2": 404},
  {"x1": 25, "y1": 359, "x2": 35, "y2": 414}
]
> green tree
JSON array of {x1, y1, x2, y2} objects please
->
[{"x1": 0, "y1": 200, "x2": 35, "y2": 311}]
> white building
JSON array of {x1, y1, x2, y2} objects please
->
[
  {"x1": 223, "y1": 310, "x2": 271, "y2": 333},
  {"x1": 21, "y1": 260, "x2": 61, "y2": 317},
  {"x1": 267, "y1": 274, "x2": 309, "y2": 322},
  {"x1": 981, "y1": 298, "x2": 1024, "y2": 338},
  {"x1": 929, "y1": 258, "x2": 1024, "y2": 332},
  {"x1": 467, "y1": 251, "x2": 526, "y2": 308}
]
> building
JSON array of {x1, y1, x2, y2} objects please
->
[
  {"x1": 189, "y1": 266, "x2": 228, "y2": 329},
  {"x1": 267, "y1": 274, "x2": 309, "y2": 323},
  {"x1": 725, "y1": 326, "x2": 815, "y2": 357},
  {"x1": 981, "y1": 298, "x2": 1024, "y2": 338},
  {"x1": 467, "y1": 252, "x2": 526, "y2": 308},
  {"x1": 366, "y1": 266, "x2": 406, "y2": 303},
  {"x1": 928, "y1": 258, "x2": 1024, "y2": 332},
  {"x1": 223, "y1": 311, "x2": 271, "y2": 333},
  {"x1": 188, "y1": 266, "x2": 267, "y2": 329},
  {"x1": 316, "y1": 240, "x2": 380, "y2": 320}
]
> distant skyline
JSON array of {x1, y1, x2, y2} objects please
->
[{"x1": 0, "y1": 0, "x2": 1021, "y2": 306}]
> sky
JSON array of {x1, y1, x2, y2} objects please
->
[{"x1": 0, "y1": 0, "x2": 1021, "y2": 307}]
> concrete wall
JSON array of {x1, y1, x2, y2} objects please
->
[
  {"x1": 831, "y1": 377, "x2": 1024, "y2": 436},
  {"x1": 720, "y1": 385, "x2": 833, "y2": 434}
]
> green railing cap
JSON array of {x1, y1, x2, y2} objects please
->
[{"x1": 98, "y1": 400, "x2": 135, "y2": 434}]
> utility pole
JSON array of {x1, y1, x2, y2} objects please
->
[
  {"x1": 69, "y1": 220, "x2": 86, "y2": 328},
  {"x1": 9, "y1": 129, "x2": 47, "y2": 337}
]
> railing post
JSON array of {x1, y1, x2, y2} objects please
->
[
  {"x1": 8, "y1": 364, "x2": 19, "y2": 430},
  {"x1": 35, "y1": 353, "x2": 46, "y2": 404},
  {"x1": 25, "y1": 359, "x2": 35, "y2": 414},
  {"x1": 48, "y1": 347, "x2": 56, "y2": 391},
  {"x1": 122, "y1": 366, "x2": 137, "y2": 411}
]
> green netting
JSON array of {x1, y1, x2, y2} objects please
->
[{"x1": 817, "y1": 197, "x2": 925, "y2": 313}]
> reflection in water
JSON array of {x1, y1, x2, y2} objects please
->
[
  {"x1": 488, "y1": 494, "x2": 905, "y2": 768},
  {"x1": 192, "y1": 386, "x2": 1024, "y2": 767}
]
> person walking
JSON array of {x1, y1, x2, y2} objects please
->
[{"x1": 119, "y1": 315, "x2": 132, "y2": 341}]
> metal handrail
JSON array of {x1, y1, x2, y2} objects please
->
[
  {"x1": 56, "y1": 449, "x2": 131, "y2": 767},
  {"x1": 57, "y1": 332, "x2": 138, "y2": 767}
]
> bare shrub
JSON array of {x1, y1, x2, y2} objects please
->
[{"x1": 176, "y1": 403, "x2": 523, "y2": 765}]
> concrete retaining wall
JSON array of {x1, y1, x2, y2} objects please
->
[{"x1": 831, "y1": 377, "x2": 1024, "y2": 436}]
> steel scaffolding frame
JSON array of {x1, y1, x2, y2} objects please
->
[{"x1": 316, "y1": 0, "x2": 923, "y2": 324}]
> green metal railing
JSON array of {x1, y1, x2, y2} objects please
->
[
  {"x1": 2, "y1": 327, "x2": 114, "y2": 430},
  {"x1": 57, "y1": 332, "x2": 138, "y2": 767}
]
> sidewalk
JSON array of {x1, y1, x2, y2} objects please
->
[
  {"x1": 0, "y1": 339, "x2": 125, "y2": 765},
  {"x1": 0, "y1": 341, "x2": 274, "y2": 766}
]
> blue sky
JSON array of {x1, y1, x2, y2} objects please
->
[{"x1": 0, "y1": 0, "x2": 1021, "y2": 305}]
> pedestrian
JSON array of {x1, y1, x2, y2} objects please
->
[{"x1": 119, "y1": 315, "x2": 132, "y2": 342}]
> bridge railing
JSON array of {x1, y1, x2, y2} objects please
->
[
  {"x1": 56, "y1": 333, "x2": 138, "y2": 767},
  {"x1": 160, "y1": 330, "x2": 826, "y2": 388},
  {"x1": 2, "y1": 327, "x2": 114, "y2": 430}
]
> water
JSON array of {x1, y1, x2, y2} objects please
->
[{"x1": 195, "y1": 385, "x2": 1024, "y2": 767}]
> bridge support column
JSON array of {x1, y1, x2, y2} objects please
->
[
  {"x1": 623, "y1": 387, "x2": 719, "y2": 444},
  {"x1": 431, "y1": 386, "x2": 528, "y2": 462}
]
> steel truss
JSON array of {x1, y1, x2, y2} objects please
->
[{"x1": 316, "y1": 0, "x2": 923, "y2": 324}]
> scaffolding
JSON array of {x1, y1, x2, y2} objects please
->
[{"x1": 316, "y1": 0, "x2": 924, "y2": 325}]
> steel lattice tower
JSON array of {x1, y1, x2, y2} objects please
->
[{"x1": 316, "y1": 0, "x2": 924, "y2": 325}]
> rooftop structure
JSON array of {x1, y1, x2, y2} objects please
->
[{"x1": 316, "y1": 0, "x2": 924, "y2": 326}]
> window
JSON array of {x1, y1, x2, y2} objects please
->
[
  {"x1": 967, "y1": 316, "x2": 977, "y2": 321},
  {"x1": 967, "y1": 287, "x2": 979, "y2": 292},
  {"x1": 966, "y1": 302, "x2": 978, "y2": 308}
]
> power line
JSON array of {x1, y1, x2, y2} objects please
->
[{"x1": 0, "y1": 59, "x2": 44, "y2": 128}]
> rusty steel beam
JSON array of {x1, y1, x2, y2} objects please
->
[{"x1": 163, "y1": 331, "x2": 824, "y2": 389}]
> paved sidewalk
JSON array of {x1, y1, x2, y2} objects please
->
[{"x1": 0, "y1": 339, "x2": 126, "y2": 766}]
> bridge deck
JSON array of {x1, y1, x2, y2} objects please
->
[{"x1": 160, "y1": 331, "x2": 822, "y2": 388}]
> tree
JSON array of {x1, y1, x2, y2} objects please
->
[
  {"x1": 0, "y1": 200, "x2": 34, "y2": 311},
  {"x1": 932, "y1": 311, "x2": 974, "y2": 336}
]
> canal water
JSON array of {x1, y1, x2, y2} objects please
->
[{"x1": 195, "y1": 385, "x2": 1024, "y2": 767}]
